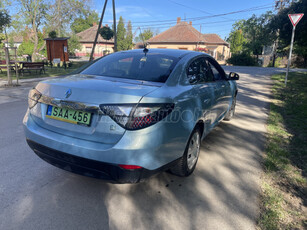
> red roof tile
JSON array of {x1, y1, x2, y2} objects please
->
[{"x1": 148, "y1": 21, "x2": 228, "y2": 46}]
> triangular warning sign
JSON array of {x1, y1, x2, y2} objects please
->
[{"x1": 288, "y1": 14, "x2": 304, "y2": 27}]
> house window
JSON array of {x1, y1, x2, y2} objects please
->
[{"x1": 86, "y1": 47, "x2": 92, "y2": 53}]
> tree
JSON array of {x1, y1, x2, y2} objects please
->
[
  {"x1": 135, "y1": 28, "x2": 155, "y2": 43},
  {"x1": 17, "y1": 0, "x2": 47, "y2": 61},
  {"x1": 68, "y1": 33, "x2": 81, "y2": 56},
  {"x1": 0, "y1": 10, "x2": 10, "y2": 32},
  {"x1": 125, "y1": 20, "x2": 133, "y2": 50},
  {"x1": 18, "y1": 31, "x2": 46, "y2": 57},
  {"x1": 117, "y1": 16, "x2": 126, "y2": 51},
  {"x1": 227, "y1": 29, "x2": 244, "y2": 53},
  {"x1": 71, "y1": 11, "x2": 99, "y2": 34},
  {"x1": 0, "y1": 33, "x2": 5, "y2": 48},
  {"x1": 0, "y1": 10, "x2": 10, "y2": 48},
  {"x1": 99, "y1": 26, "x2": 114, "y2": 41},
  {"x1": 48, "y1": 30, "x2": 57, "y2": 39},
  {"x1": 269, "y1": 0, "x2": 307, "y2": 67},
  {"x1": 243, "y1": 13, "x2": 274, "y2": 59},
  {"x1": 47, "y1": 0, "x2": 92, "y2": 36},
  {"x1": 227, "y1": 12, "x2": 275, "y2": 61}
]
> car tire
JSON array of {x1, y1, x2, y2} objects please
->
[
  {"x1": 224, "y1": 96, "x2": 236, "y2": 121},
  {"x1": 170, "y1": 128, "x2": 201, "y2": 177}
]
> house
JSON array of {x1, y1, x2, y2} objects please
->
[
  {"x1": 147, "y1": 17, "x2": 230, "y2": 61},
  {"x1": 75, "y1": 23, "x2": 115, "y2": 57},
  {"x1": 3, "y1": 34, "x2": 23, "y2": 48}
]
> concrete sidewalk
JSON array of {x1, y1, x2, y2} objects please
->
[{"x1": 0, "y1": 77, "x2": 53, "y2": 88}]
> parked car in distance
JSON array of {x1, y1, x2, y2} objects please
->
[{"x1": 24, "y1": 49, "x2": 239, "y2": 183}]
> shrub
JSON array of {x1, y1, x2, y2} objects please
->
[
  {"x1": 267, "y1": 57, "x2": 283, "y2": 67},
  {"x1": 227, "y1": 53, "x2": 257, "y2": 66}
]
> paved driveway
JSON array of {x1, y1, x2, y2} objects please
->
[{"x1": 0, "y1": 67, "x2": 287, "y2": 229}]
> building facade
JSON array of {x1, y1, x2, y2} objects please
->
[{"x1": 75, "y1": 24, "x2": 115, "y2": 58}]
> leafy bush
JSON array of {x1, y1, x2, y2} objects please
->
[
  {"x1": 48, "y1": 31, "x2": 57, "y2": 39},
  {"x1": 226, "y1": 52, "x2": 257, "y2": 66},
  {"x1": 267, "y1": 57, "x2": 283, "y2": 67}
]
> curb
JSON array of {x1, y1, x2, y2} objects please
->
[{"x1": 0, "y1": 76, "x2": 56, "y2": 87}]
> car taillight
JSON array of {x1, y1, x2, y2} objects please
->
[
  {"x1": 28, "y1": 88, "x2": 42, "y2": 109},
  {"x1": 118, "y1": 164, "x2": 142, "y2": 169},
  {"x1": 100, "y1": 103, "x2": 174, "y2": 130}
]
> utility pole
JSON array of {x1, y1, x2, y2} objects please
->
[
  {"x1": 90, "y1": 0, "x2": 108, "y2": 61},
  {"x1": 112, "y1": 0, "x2": 117, "y2": 52}
]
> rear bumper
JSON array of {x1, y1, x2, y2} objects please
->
[
  {"x1": 23, "y1": 109, "x2": 188, "y2": 170},
  {"x1": 27, "y1": 139, "x2": 177, "y2": 183}
]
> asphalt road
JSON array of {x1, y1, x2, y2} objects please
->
[{"x1": 0, "y1": 67, "x2": 287, "y2": 230}]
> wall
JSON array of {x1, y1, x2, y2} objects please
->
[
  {"x1": 46, "y1": 40, "x2": 69, "y2": 62},
  {"x1": 148, "y1": 43, "x2": 230, "y2": 60},
  {"x1": 75, "y1": 43, "x2": 114, "y2": 57}
]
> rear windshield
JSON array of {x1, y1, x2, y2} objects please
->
[{"x1": 81, "y1": 52, "x2": 179, "y2": 83}]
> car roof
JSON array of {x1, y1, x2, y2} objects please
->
[{"x1": 118, "y1": 48, "x2": 209, "y2": 59}]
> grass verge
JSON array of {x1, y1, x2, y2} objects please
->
[
  {"x1": 258, "y1": 72, "x2": 307, "y2": 229},
  {"x1": 0, "y1": 61, "x2": 87, "y2": 81}
]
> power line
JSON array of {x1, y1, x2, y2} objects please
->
[
  {"x1": 131, "y1": 20, "x2": 237, "y2": 30},
  {"x1": 129, "y1": 6, "x2": 273, "y2": 29},
  {"x1": 165, "y1": 0, "x2": 233, "y2": 21},
  {"x1": 130, "y1": 4, "x2": 273, "y2": 25}
]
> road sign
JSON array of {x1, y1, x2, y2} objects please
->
[
  {"x1": 285, "y1": 13, "x2": 304, "y2": 86},
  {"x1": 288, "y1": 14, "x2": 304, "y2": 27}
]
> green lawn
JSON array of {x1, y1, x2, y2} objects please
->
[
  {"x1": 258, "y1": 72, "x2": 307, "y2": 229},
  {"x1": 0, "y1": 61, "x2": 88, "y2": 81}
]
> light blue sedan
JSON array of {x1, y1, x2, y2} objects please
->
[{"x1": 24, "y1": 49, "x2": 238, "y2": 183}]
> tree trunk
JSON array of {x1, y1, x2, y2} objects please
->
[
  {"x1": 56, "y1": 0, "x2": 61, "y2": 36},
  {"x1": 32, "y1": 13, "x2": 39, "y2": 62}
]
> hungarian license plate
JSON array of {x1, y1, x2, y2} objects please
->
[{"x1": 46, "y1": 105, "x2": 92, "y2": 126}]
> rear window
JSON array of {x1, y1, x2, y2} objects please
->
[{"x1": 81, "y1": 52, "x2": 179, "y2": 83}]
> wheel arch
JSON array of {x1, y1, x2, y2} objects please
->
[{"x1": 194, "y1": 120, "x2": 205, "y2": 139}]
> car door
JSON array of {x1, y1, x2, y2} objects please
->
[
  {"x1": 206, "y1": 58, "x2": 232, "y2": 121},
  {"x1": 187, "y1": 57, "x2": 217, "y2": 133}
]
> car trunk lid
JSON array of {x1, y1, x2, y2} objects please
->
[{"x1": 30, "y1": 74, "x2": 161, "y2": 144}]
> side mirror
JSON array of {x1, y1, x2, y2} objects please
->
[{"x1": 228, "y1": 72, "x2": 239, "y2": 80}]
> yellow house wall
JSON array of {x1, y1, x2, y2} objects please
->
[
  {"x1": 149, "y1": 43, "x2": 230, "y2": 60},
  {"x1": 149, "y1": 44, "x2": 197, "y2": 50},
  {"x1": 76, "y1": 43, "x2": 114, "y2": 56}
]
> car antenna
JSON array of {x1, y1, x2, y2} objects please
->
[{"x1": 139, "y1": 27, "x2": 149, "y2": 55}]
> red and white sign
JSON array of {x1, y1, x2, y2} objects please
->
[{"x1": 288, "y1": 14, "x2": 304, "y2": 27}]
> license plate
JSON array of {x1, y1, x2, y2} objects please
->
[{"x1": 46, "y1": 105, "x2": 92, "y2": 126}]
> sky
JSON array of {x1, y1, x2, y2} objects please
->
[{"x1": 92, "y1": 0, "x2": 276, "y2": 39}]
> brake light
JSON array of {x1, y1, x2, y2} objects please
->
[
  {"x1": 118, "y1": 164, "x2": 142, "y2": 170},
  {"x1": 100, "y1": 103, "x2": 174, "y2": 130},
  {"x1": 28, "y1": 88, "x2": 42, "y2": 109}
]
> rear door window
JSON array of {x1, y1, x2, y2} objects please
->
[{"x1": 187, "y1": 57, "x2": 214, "y2": 84}]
